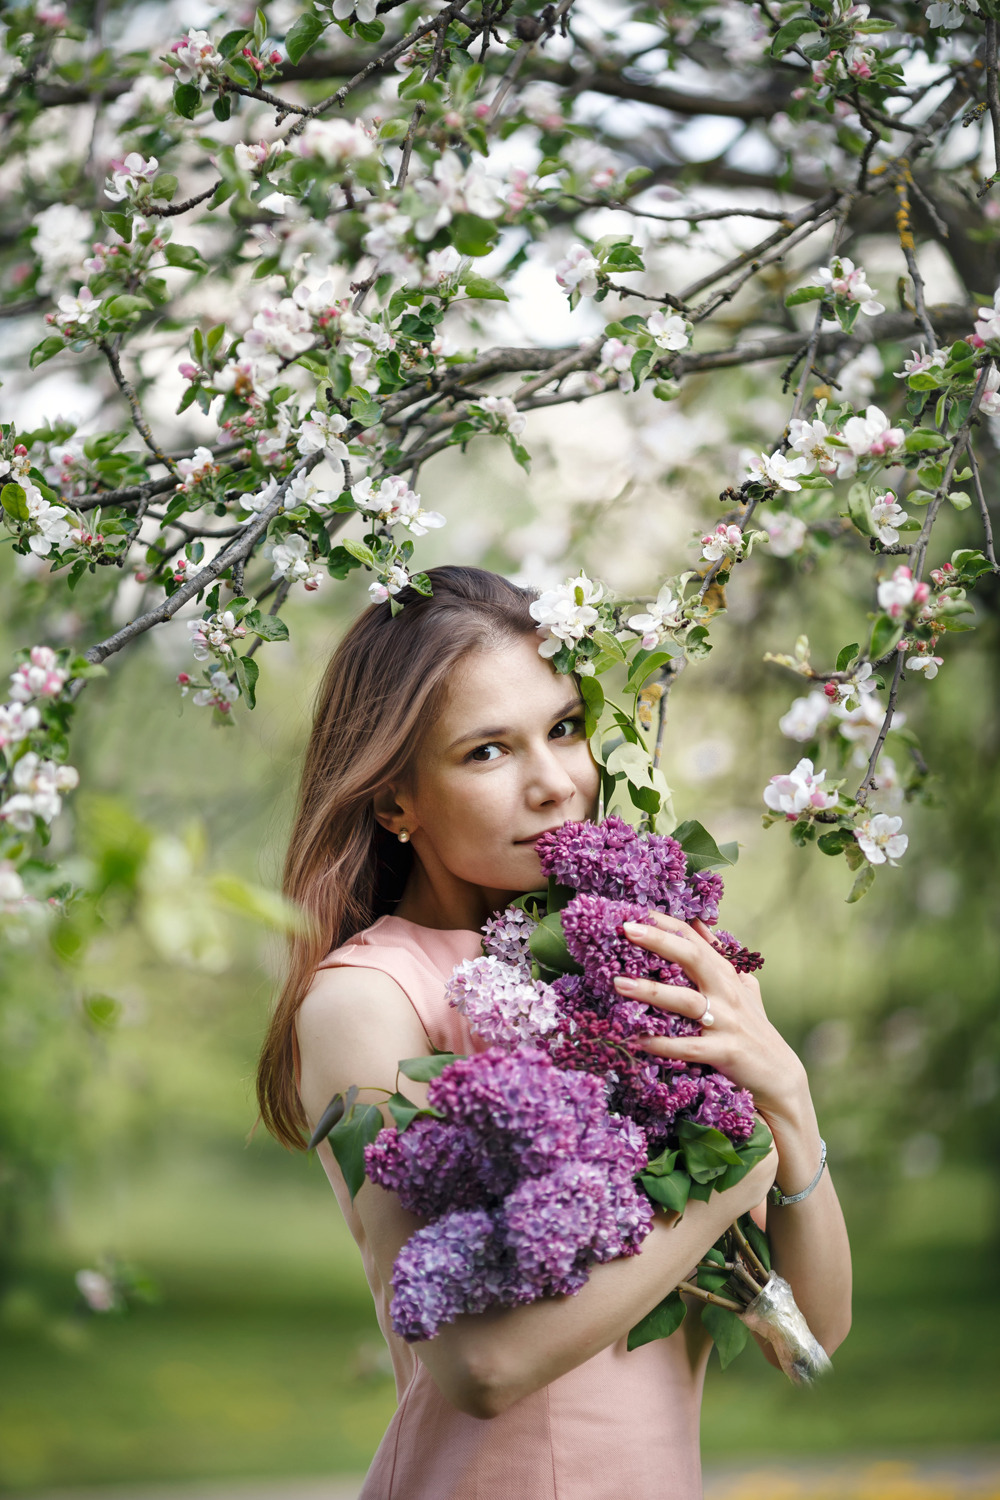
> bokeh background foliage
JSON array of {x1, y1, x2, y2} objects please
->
[{"x1": 2, "y1": 0, "x2": 1000, "y2": 1486}]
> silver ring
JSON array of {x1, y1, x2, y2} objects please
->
[{"x1": 700, "y1": 1004, "x2": 715, "y2": 1028}]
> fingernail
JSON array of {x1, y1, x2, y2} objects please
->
[
  {"x1": 614, "y1": 975, "x2": 638, "y2": 992},
  {"x1": 622, "y1": 922, "x2": 645, "y2": 936}
]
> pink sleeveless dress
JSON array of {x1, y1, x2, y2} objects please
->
[{"x1": 307, "y1": 914, "x2": 710, "y2": 1500}]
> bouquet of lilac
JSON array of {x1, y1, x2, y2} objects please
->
[
  {"x1": 363, "y1": 1046, "x2": 652, "y2": 1341},
  {"x1": 310, "y1": 816, "x2": 828, "y2": 1381}
]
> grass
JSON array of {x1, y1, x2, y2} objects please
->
[{"x1": 0, "y1": 1155, "x2": 997, "y2": 1492}]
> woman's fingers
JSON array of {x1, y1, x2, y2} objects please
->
[
  {"x1": 623, "y1": 913, "x2": 726, "y2": 991},
  {"x1": 613, "y1": 975, "x2": 708, "y2": 1021}
]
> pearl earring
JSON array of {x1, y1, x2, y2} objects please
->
[{"x1": 397, "y1": 828, "x2": 410, "y2": 843}]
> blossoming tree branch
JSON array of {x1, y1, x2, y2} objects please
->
[{"x1": 1, "y1": 0, "x2": 999, "y2": 916}]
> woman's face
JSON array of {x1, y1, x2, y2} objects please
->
[{"x1": 394, "y1": 634, "x2": 600, "y2": 911}]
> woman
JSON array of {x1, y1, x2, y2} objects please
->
[{"x1": 257, "y1": 565, "x2": 851, "y2": 1500}]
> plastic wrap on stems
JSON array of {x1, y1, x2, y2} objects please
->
[{"x1": 740, "y1": 1274, "x2": 832, "y2": 1386}]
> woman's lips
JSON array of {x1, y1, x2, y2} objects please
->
[{"x1": 514, "y1": 828, "x2": 563, "y2": 846}]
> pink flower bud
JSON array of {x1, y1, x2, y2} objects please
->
[
  {"x1": 14, "y1": 444, "x2": 27, "y2": 457},
  {"x1": 474, "y1": 102, "x2": 490, "y2": 119},
  {"x1": 270, "y1": 50, "x2": 282, "y2": 63},
  {"x1": 444, "y1": 110, "x2": 462, "y2": 128},
  {"x1": 896, "y1": 638, "x2": 909, "y2": 651},
  {"x1": 177, "y1": 672, "x2": 191, "y2": 685},
  {"x1": 304, "y1": 576, "x2": 321, "y2": 592},
  {"x1": 135, "y1": 570, "x2": 149, "y2": 582},
  {"x1": 178, "y1": 362, "x2": 199, "y2": 379},
  {"x1": 824, "y1": 682, "x2": 838, "y2": 699},
  {"x1": 913, "y1": 582, "x2": 930, "y2": 605}
]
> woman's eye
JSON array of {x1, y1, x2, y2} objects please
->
[
  {"x1": 468, "y1": 742, "x2": 503, "y2": 763},
  {"x1": 550, "y1": 715, "x2": 584, "y2": 741}
]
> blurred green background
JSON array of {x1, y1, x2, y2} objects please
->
[{"x1": 2, "y1": 357, "x2": 999, "y2": 1492}]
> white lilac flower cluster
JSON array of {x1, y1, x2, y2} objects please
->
[{"x1": 446, "y1": 956, "x2": 561, "y2": 1047}]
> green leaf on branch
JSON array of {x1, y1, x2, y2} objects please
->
[
  {"x1": 846, "y1": 862, "x2": 875, "y2": 903},
  {"x1": 904, "y1": 427, "x2": 949, "y2": 452},
  {"x1": 243, "y1": 610, "x2": 289, "y2": 641},
  {"x1": 461, "y1": 275, "x2": 508, "y2": 300},
  {"x1": 164, "y1": 243, "x2": 206, "y2": 270},
  {"x1": 152, "y1": 174, "x2": 178, "y2": 202},
  {"x1": 817, "y1": 827, "x2": 854, "y2": 855},
  {"x1": 672, "y1": 819, "x2": 737, "y2": 873},
  {"x1": 845, "y1": 482, "x2": 874, "y2": 538},
  {"x1": 627, "y1": 1289, "x2": 685, "y2": 1351},
  {"x1": 386, "y1": 1092, "x2": 424, "y2": 1131},
  {"x1": 578, "y1": 673, "x2": 605, "y2": 736},
  {"x1": 397, "y1": 1053, "x2": 463, "y2": 1082},
  {"x1": 771, "y1": 16, "x2": 820, "y2": 54},
  {"x1": 450, "y1": 213, "x2": 499, "y2": 257},
  {"x1": 836, "y1": 642, "x2": 860, "y2": 671},
  {"x1": 29, "y1": 336, "x2": 66, "y2": 369},
  {"x1": 677, "y1": 1119, "x2": 743, "y2": 1183},
  {"x1": 785, "y1": 285, "x2": 826, "y2": 307},
  {"x1": 327, "y1": 1102, "x2": 383, "y2": 1202},
  {"x1": 341, "y1": 538, "x2": 377, "y2": 568},
  {"x1": 739, "y1": 1212, "x2": 772, "y2": 1273},
  {"x1": 702, "y1": 1304, "x2": 749, "y2": 1369},
  {"x1": 105, "y1": 293, "x2": 152, "y2": 319},
  {"x1": 285, "y1": 12, "x2": 329, "y2": 63},
  {"x1": 173, "y1": 81, "x2": 202, "y2": 118},
  {"x1": 1, "y1": 482, "x2": 30, "y2": 522},
  {"x1": 869, "y1": 612, "x2": 902, "y2": 660}
]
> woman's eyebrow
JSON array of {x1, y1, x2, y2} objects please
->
[{"x1": 447, "y1": 696, "x2": 584, "y2": 752}]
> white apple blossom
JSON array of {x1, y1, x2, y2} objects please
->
[
  {"x1": 424, "y1": 246, "x2": 463, "y2": 286},
  {"x1": 234, "y1": 140, "x2": 281, "y2": 173},
  {"x1": 973, "y1": 288, "x2": 1000, "y2": 345},
  {"x1": 778, "y1": 690, "x2": 831, "y2": 742},
  {"x1": 75, "y1": 1269, "x2": 117, "y2": 1312},
  {"x1": 170, "y1": 30, "x2": 222, "y2": 87},
  {"x1": 599, "y1": 337, "x2": 636, "y2": 392},
  {"x1": 265, "y1": 534, "x2": 324, "y2": 589},
  {"x1": 214, "y1": 355, "x2": 277, "y2": 399},
  {"x1": 555, "y1": 244, "x2": 601, "y2": 298},
  {"x1": 835, "y1": 405, "x2": 904, "y2": 478},
  {"x1": 529, "y1": 573, "x2": 604, "y2": 657},
  {"x1": 763, "y1": 757, "x2": 838, "y2": 816},
  {"x1": 53, "y1": 286, "x2": 102, "y2": 330},
  {"x1": 905, "y1": 652, "x2": 944, "y2": 678},
  {"x1": 701, "y1": 523, "x2": 744, "y2": 562},
  {"x1": 926, "y1": 1, "x2": 964, "y2": 27},
  {"x1": 296, "y1": 117, "x2": 377, "y2": 167},
  {"x1": 284, "y1": 473, "x2": 340, "y2": 513},
  {"x1": 175, "y1": 446, "x2": 215, "y2": 487},
  {"x1": 369, "y1": 563, "x2": 412, "y2": 602},
  {"x1": 764, "y1": 511, "x2": 809, "y2": 557},
  {"x1": 746, "y1": 450, "x2": 810, "y2": 490},
  {"x1": 855, "y1": 812, "x2": 908, "y2": 865},
  {"x1": 191, "y1": 669, "x2": 241, "y2": 711},
  {"x1": 332, "y1": 0, "x2": 378, "y2": 22},
  {"x1": 0, "y1": 861, "x2": 27, "y2": 908},
  {"x1": 104, "y1": 152, "x2": 159, "y2": 201},
  {"x1": 646, "y1": 311, "x2": 690, "y2": 351},
  {"x1": 519, "y1": 81, "x2": 565, "y2": 130},
  {"x1": 877, "y1": 564, "x2": 929, "y2": 619},
  {"x1": 626, "y1": 583, "x2": 680, "y2": 649},
  {"x1": 870, "y1": 490, "x2": 909, "y2": 545},
  {"x1": 895, "y1": 347, "x2": 948, "y2": 379},
  {"x1": 816, "y1": 257, "x2": 884, "y2": 315},
  {"x1": 0, "y1": 753, "x2": 79, "y2": 830},
  {"x1": 0, "y1": 702, "x2": 41, "y2": 749},
  {"x1": 23, "y1": 483, "x2": 73, "y2": 556},
  {"x1": 475, "y1": 397, "x2": 526, "y2": 435},
  {"x1": 240, "y1": 297, "x2": 314, "y2": 361},
  {"x1": 188, "y1": 611, "x2": 246, "y2": 662},
  {"x1": 412, "y1": 153, "x2": 503, "y2": 241},
  {"x1": 296, "y1": 410, "x2": 350, "y2": 480},
  {"x1": 787, "y1": 416, "x2": 838, "y2": 475},
  {"x1": 828, "y1": 660, "x2": 876, "y2": 708},
  {"x1": 836, "y1": 345, "x2": 883, "y2": 407},
  {"x1": 979, "y1": 362, "x2": 1000, "y2": 417},
  {"x1": 351, "y1": 475, "x2": 445, "y2": 535},
  {"x1": 9, "y1": 646, "x2": 67, "y2": 702},
  {"x1": 31, "y1": 204, "x2": 93, "y2": 293}
]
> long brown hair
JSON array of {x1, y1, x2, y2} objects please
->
[{"x1": 256, "y1": 565, "x2": 539, "y2": 1148}]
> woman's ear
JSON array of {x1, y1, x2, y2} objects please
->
[{"x1": 373, "y1": 784, "x2": 415, "y2": 838}]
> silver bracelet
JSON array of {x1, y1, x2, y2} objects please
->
[{"x1": 768, "y1": 1138, "x2": 827, "y2": 1207}]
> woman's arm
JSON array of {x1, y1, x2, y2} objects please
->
[
  {"x1": 296, "y1": 965, "x2": 779, "y2": 1419},
  {"x1": 615, "y1": 913, "x2": 853, "y2": 1359}
]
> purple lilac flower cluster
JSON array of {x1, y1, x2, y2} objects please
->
[
  {"x1": 536, "y1": 814, "x2": 723, "y2": 924},
  {"x1": 446, "y1": 955, "x2": 560, "y2": 1048},
  {"x1": 364, "y1": 1046, "x2": 653, "y2": 1342},
  {"x1": 482, "y1": 906, "x2": 535, "y2": 973}
]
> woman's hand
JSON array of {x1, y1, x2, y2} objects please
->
[{"x1": 613, "y1": 911, "x2": 810, "y2": 1128}]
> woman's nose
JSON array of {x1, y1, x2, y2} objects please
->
[{"x1": 527, "y1": 744, "x2": 578, "y2": 806}]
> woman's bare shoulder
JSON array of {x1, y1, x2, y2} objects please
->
[{"x1": 296, "y1": 962, "x2": 429, "y2": 1112}]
